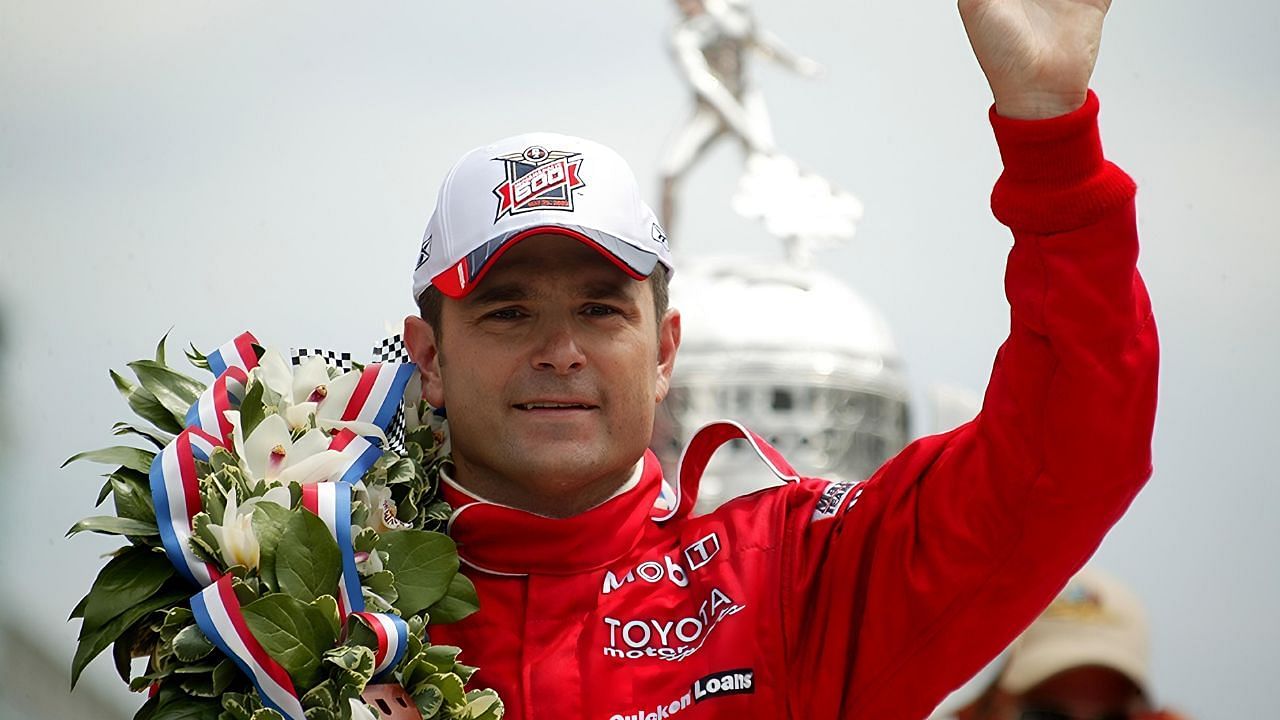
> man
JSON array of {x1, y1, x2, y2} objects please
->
[
  {"x1": 956, "y1": 569, "x2": 1191, "y2": 720},
  {"x1": 402, "y1": 1, "x2": 1158, "y2": 717}
]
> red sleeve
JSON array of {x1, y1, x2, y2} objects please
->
[{"x1": 779, "y1": 91, "x2": 1159, "y2": 720}]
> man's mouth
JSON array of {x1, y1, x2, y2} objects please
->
[{"x1": 513, "y1": 402, "x2": 597, "y2": 411}]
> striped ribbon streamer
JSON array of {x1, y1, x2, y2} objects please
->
[
  {"x1": 329, "y1": 429, "x2": 384, "y2": 486},
  {"x1": 350, "y1": 612, "x2": 410, "y2": 681},
  {"x1": 302, "y1": 480, "x2": 413, "y2": 681},
  {"x1": 191, "y1": 576, "x2": 307, "y2": 720},
  {"x1": 183, "y1": 367, "x2": 248, "y2": 446},
  {"x1": 340, "y1": 363, "x2": 416, "y2": 430},
  {"x1": 206, "y1": 332, "x2": 261, "y2": 379},
  {"x1": 150, "y1": 427, "x2": 224, "y2": 587},
  {"x1": 300, "y1": 481, "x2": 364, "y2": 617}
]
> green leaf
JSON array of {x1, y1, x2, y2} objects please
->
[
  {"x1": 159, "y1": 607, "x2": 196, "y2": 643},
  {"x1": 311, "y1": 595, "x2": 341, "y2": 642},
  {"x1": 465, "y1": 690, "x2": 503, "y2": 720},
  {"x1": 172, "y1": 624, "x2": 215, "y2": 663},
  {"x1": 218, "y1": 692, "x2": 254, "y2": 720},
  {"x1": 381, "y1": 530, "x2": 458, "y2": 617},
  {"x1": 185, "y1": 343, "x2": 211, "y2": 372},
  {"x1": 251, "y1": 501, "x2": 292, "y2": 592},
  {"x1": 211, "y1": 658, "x2": 237, "y2": 696},
  {"x1": 239, "y1": 380, "x2": 267, "y2": 442},
  {"x1": 63, "y1": 445, "x2": 156, "y2": 473},
  {"x1": 72, "y1": 587, "x2": 187, "y2": 688},
  {"x1": 427, "y1": 672, "x2": 466, "y2": 707},
  {"x1": 386, "y1": 458, "x2": 415, "y2": 485},
  {"x1": 111, "y1": 470, "x2": 157, "y2": 524},
  {"x1": 128, "y1": 359, "x2": 207, "y2": 419},
  {"x1": 300, "y1": 680, "x2": 335, "y2": 711},
  {"x1": 67, "y1": 515, "x2": 159, "y2": 537},
  {"x1": 241, "y1": 595, "x2": 338, "y2": 689},
  {"x1": 96, "y1": 477, "x2": 114, "y2": 507},
  {"x1": 82, "y1": 546, "x2": 175, "y2": 632},
  {"x1": 155, "y1": 330, "x2": 171, "y2": 365},
  {"x1": 114, "y1": 421, "x2": 175, "y2": 450},
  {"x1": 112, "y1": 619, "x2": 154, "y2": 683},
  {"x1": 69, "y1": 592, "x2": 89, "y2": 620},
  {"x1": 112, "y1": 369, "x2": 186, "y2": 434},
  {"x1": 149, "y1": 695, "x2": 223, "y2": 720},
  {"x1": 353, "y1": 527, "x2": 380, "y2": 554},
  {"x1": 274, "y1": 509, "x2": 341, "y2": 604},
  {"x1": 424, "y1": 573, "x2": 479, "y2": 625},
  {"x1": 421, "y1": 645, "x2": 461, "y2": 673},
  {"x1": 414, "y1": 685, "x2": 444, "y2": 718}
]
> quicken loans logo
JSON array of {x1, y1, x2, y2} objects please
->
[
  {"x1": 607, "y1": 669, "x2": 755, "y2": 720},
  {"x1": 692, "y1": 668, "x2": 753, "y2": 702}
]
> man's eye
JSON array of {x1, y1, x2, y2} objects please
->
[
  {"x1": 487, "y1": 308, "x2": 525, "y2": 320},
  {"x1": 583, "y1": 304, "x2": 619, "y2": 317}
]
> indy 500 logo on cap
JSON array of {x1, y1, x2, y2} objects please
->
[{"x1": 492, "y1": 145, "x2": 586, "y2": 222}]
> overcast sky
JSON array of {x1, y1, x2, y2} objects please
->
[{"x1": 2, "y1": 1, "x2": 1277, "y2": 718}]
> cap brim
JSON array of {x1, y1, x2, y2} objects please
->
[
  {"x1": 1000, "y1": 636, "x2": 1150, "y2": 698},
  {"x1": 430, "y1": 224, "x2": 661, "y2": 298}
]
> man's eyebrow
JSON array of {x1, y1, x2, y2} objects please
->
[
  {"x1": 466, "y1": 282, "x2": 531, "y2": 306},
  {"x1": 578, "y1": 280, "x2": 634, "y2": 302}
]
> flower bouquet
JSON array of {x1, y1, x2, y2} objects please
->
[{"x1": 66, "y1": 332, "x2": 503, "y2": 720}]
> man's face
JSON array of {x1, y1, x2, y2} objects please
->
[
  {"x1": 970, "y1": 667, "x2": 1150, "y2": 720},
  {"x1": 1015, "y1": 667, "x2": 1149, "y2": 720},
  {"x1": 404, "y1": 234, "x2": 680, "y2": 517}
]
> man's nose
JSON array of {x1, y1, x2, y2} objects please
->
[{"x1": 530, "y1": 321, "x2": 586, "y2": 374}]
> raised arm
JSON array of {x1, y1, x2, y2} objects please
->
[{"x1": 780, "y1": 3, "x2": 1159, "y2": 717}]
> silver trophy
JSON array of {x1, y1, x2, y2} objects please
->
[{"x1": 654, "y1": 0, "x2": 911, "y2": 511}]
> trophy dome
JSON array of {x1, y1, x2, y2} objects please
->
[{"x1": 654, "y1": 256, "x2": 911, "y2": 511}]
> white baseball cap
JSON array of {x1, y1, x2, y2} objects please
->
[
  {"x1": 999, "y1": 568, "x2": 1151, "y2": 698},
  {"x1": 412, "y1": 132, "x2": 674, "y2": 300}
]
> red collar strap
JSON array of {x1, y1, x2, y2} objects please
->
[{"x1": 442, "y1": 422, "x2": 798, "y2": 576}]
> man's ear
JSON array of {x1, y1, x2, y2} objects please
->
[
  {"x1": 654, "y1": 308, "x2": 681, "y2": 403},
  {"x1": 403, "y1": 314, "x2": 446, "y2": 408}
]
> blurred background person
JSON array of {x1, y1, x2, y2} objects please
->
[{"x1": 951, "y1": 568, "x2": 1191, "y2": 720}]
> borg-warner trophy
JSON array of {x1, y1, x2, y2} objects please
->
[
  {"x1": 652, "y1": 3, "x2": 1003, "y2": 712},
  {"x1": 652, "y1": 0, "x2": 910, "y2": 510}
]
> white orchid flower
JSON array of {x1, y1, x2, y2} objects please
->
[
  {"x1": 207, "y1": 485, "x2": 290, "y2": 570},
  {"x1": 363, "y1": 484, "x2": 412, "y2": 535},
  {"x1": 256, "y1": 351, "x2": 333, "y2": 432},
  {"x1": 227, "y1": 412, "x2": 348, "y2": 487}
]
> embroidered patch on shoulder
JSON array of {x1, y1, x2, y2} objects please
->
[{"x1": 810, "y1": 481, "x2": 861, "y2": 522}]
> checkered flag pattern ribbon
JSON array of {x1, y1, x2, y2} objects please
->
[
  {"x1": 291, "y1": 335, "x2": 412, "y2": 452},
  {"x1": 290, "y1": 347, "x2": 355, "y2": 372}
]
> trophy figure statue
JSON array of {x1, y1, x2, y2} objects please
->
[
  {"x1": 660, "y1": 0, "x2": 862, "y2": 267},
  {"x1": 654, "y1": 0, "x2": 910, "y2": 511}
]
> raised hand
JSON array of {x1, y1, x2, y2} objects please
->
[{"x1": 958, "y1": 0, "x2": 1112, "y2": 119}]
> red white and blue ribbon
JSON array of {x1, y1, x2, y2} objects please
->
[
  {"x1": 329, "y1": 429, "x2": 384, "y2": 486},
  {"x1": 340, "y1": 363, "x2": 416, "y2": 430},
  {"x1": 301, "y1": 480, "x2": 412, "y2": 681},
  {"x1": 206, "y1": 332, "x2": 260, "y2": 379},
  {"x1": 300, "y1": 481, "x2": 363, "y2": 617},
  {"x1": 150, "y1": 427, "x2": 224, "y2": 587},
  {"x1": 350, "y1": 612, "x2": 410, "y2": 682},
  {"x1": 191, "y1": 576, "x2": 306, "y2": 720},
  {"x1": 184, "y1": 367, "x2": 248, "y2": 446}
]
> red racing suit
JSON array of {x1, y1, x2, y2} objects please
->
[{"x1": 430, "y1": 92, "x2": 1159, "y2": 720}]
